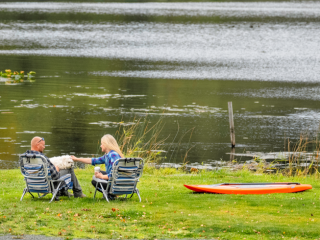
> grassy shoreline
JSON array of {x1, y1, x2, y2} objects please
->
[{"x1": 0, "y1": 166, "x2": 319, "y2": 239}]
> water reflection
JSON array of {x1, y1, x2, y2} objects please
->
[
  {"x1": 1, "y1": 2, "x2": 320, "y2": 19},
  {"x1": 1, "y1": 21, "x2": 319, "y2": 81},
  {"x1": 0, "y1": 2, "x2": 320, "y2": 169}
]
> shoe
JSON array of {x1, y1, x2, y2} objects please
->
[
  {"x1": 108, "y1": 195, "x2": 117, "y2": 201},
  {"x1": 54, "y1": 196, "x2": 60, "y2": 201},
  {"x1": 74, "y1": 193, "x2": 87, "y2": 198},
  {"x1": 57, "y1": 191, "x2": 74, "y2": 197},
  {"x1": 65, "y1": 192, "x2": 74, "y2": 197}
]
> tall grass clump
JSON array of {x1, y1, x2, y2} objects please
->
[
  {"x1": 113, "y1": 117, "x2": 194, "y2": 175},
  {"x1": 282, "y1": 132, "x2": 320, "y2": 177},
  {"x1": 228, "y1": 131, "x2": 320, "y2": 178},
  {"x1": 115, "y1": 117, "x2": 167, "y2": 165}
]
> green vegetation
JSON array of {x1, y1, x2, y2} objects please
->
[
  {"x1": 0, "y1": 69, "x2": 36, "y2": 83},
  {"x1": 0, "y1": 167, "x2": 319, "y2": 239}
]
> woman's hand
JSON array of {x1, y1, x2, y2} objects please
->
[
  {"x1": 95, "y1": 171, "x2": 109, "y2": 180},
  {"x1": 70, "y1": 156, "x2": 92, "y2": 164}
]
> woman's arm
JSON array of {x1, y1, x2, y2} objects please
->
[{"x1": 70, "y1": 156, "x2": 92, "y2": 164}]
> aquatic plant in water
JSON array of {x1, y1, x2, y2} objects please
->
[{"x1": 0, "y1": 69, "x2": 36, "y2": 83}]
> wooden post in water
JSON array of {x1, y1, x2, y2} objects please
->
[
  {"x1": 230, "y1": 147, "x2": 236, "y2": 161},
  {"x1": 228, "y1": 102, "x2": 236, "y2": 148}
]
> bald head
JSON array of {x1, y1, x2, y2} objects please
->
[{"x1": 31, "y1": 136, "x2": 45, "y2": 152}]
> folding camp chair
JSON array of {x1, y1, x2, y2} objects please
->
[
  {"x1": 19, "y1": 153, "x2": 73, "y2": 203},
  {"x1": 93, "y1": 158, "x2": 144, "y2": 202}
]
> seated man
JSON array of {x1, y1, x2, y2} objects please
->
[{"x1": 23, "y1": 136, "x2": 86, "y2": 199}]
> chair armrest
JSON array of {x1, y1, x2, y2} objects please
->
[
  {"x1": 51, "y1": 179, "x2": 65, "y2": 182},
  {"x1": 52, "y1": 174, "x2": 72, "y2": 182},
  {"x1": 22, "y1": 174, "x2": 46, "y2": 179},
  {"x1": 113, "y1": 178, "x2": 140, "y2": 181},
  {"x1": 92, "y1": 175, "x2": 110, "y2": 183}
]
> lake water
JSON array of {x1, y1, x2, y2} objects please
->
[{"x1": 1, "y1": 1, "x2": 320, "y2": 169}]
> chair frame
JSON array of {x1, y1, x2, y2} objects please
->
[
  {"x1": 19, "y1": 153, "x2": 71, "y2": 203},
  {"x1": 93, "y1": 157, "x2": 144, "y2": 202}
]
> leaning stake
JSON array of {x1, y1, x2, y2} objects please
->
[{"x1": 228, "y1": 102, "x2": 235, "y2": 148}]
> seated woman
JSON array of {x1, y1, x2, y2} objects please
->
[{"x1": 70, "y1": 134, "x2": 124, "y2": 193}]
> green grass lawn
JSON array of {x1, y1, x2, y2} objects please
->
[{"x1": 0, "y1": 167, "x2": 319, "y2": 239}]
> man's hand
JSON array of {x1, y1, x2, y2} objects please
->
[
  {"x1": 70, "y1": 155, "x2": 77, "y2": 161},
  {"x1": 55, "y1": 165, "x2": 60, "y2": 172}
]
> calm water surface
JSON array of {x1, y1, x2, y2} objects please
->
[{"x1": 0, "y1": 2, "x2": 320, "y2": 168}]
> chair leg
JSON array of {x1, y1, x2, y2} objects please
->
[
  {"x1": 39, "y1": 193, "x2": 48, "y2": 198},
  {"x1": 99, "y1": 183, "x2": 109, "y2": 202},
  {"x1": 50, "y1": 182, "x2": 62, "y2": 203},
  {"x1": 93, "y1": 182, "x2": 99, "y2": 199},
  {"x1": 29, "y1": 192, "x2": 35, "y2": 199},
  {"x1": 20, "y1": 188, "x2": 27, "y2": 201},
  {"x1": 136, "y1": 189, "x2": 141, "y2": 202}
]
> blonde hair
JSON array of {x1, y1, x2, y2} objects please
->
[{"x1": 101, "y1": 134, "x2": 124, "y2": 158}]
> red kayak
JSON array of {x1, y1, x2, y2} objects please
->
[{"x1": 184, "y1": 182, "x2": 312, "y2": 194}]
